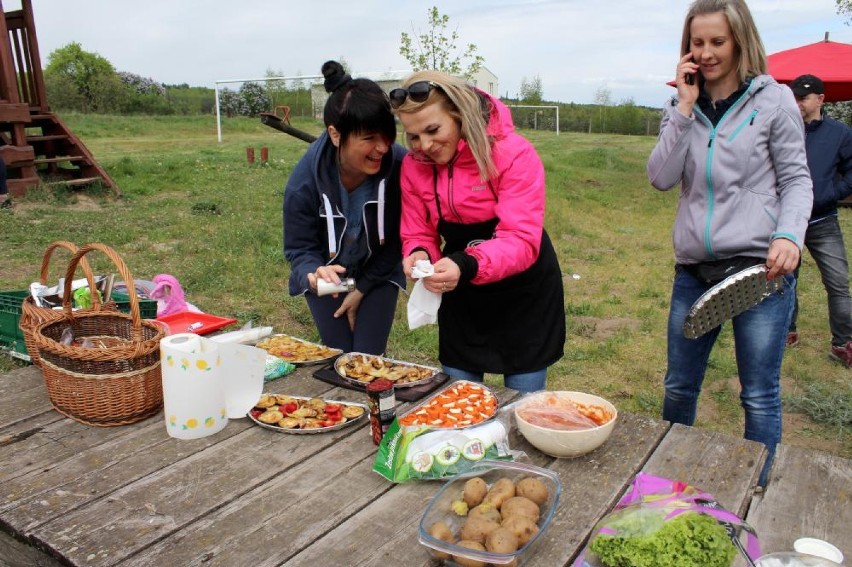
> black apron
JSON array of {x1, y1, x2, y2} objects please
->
[{"x1": 435, "y1": 182, "x2": 565, "y2": 374}]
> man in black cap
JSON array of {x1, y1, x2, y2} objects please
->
[{"x1": 786, "y1": 74, "x2": 852, "y2": 367}]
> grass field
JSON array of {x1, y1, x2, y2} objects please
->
[{"x1": 0, "y1": 113, "x2": 849, "y2": 458}]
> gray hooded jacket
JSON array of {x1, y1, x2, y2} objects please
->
[{"x1": 647, "y1": 74, "x2": 812, "y2": 265}]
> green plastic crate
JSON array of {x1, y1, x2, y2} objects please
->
[
  {"x1": 0, "y1": 290, "x2": 31, "y2": 361},
  {"x1": 112, "y1": 292, "x2": 158, "y2": 319}
]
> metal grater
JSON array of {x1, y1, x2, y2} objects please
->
[{"x1": 683, "y1": 265, "x2": 784, "y2": 339}]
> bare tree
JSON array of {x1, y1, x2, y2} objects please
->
[{"x1": 399, "y1": 6, "x2": 485, "y2": 78}]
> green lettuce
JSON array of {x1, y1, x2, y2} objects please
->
[{"x1": 588, "y1": 509, "x2": 737, "y2": 567}]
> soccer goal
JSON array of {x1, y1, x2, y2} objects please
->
[{"x1": 507, "y1": 105, "x2": 560, "y2": 135}]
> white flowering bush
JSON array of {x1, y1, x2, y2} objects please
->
[{"x1": 119, "y1": 71, "x2": 166, "y2": 97}]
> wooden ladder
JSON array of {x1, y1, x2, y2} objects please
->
[
  {"x1": 0, "y1": 0, "x2": 119, "y2": 197},
  {"x1": 24, "y1": 111, "x2": 118, "y2": 193}
]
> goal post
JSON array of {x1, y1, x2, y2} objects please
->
[{"x1": 507, "y1": 105, "x2": 560, "y2": 135}]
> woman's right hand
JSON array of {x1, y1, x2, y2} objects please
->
[
  {"x1": 676, "y1": 53, "x2": 699, "y2": 116},
  {"x1": 307, "y1": 264, "x2": 347, "y2": 292},
  {"x1": 402, "y1": 250, "x2": 431, "y2": 280}
]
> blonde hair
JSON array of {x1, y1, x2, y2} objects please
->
[
  {"x1": 680, "y1": 0, "x2": 767, "y2": 83},
  {"x1": 394, "y1": 70, "x2": 497, "y2": 181}
]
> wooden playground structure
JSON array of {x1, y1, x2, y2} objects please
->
[{"x1": 0, "y1": 0, "x2": 116, "y2": 197}]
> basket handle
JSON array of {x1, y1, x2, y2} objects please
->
[
  {"x1": 62, "y1": 243, "x2": 144, "y2": 340},
  {"x1": 39, "y1": 240, "x2": 104, "y2": 311}
]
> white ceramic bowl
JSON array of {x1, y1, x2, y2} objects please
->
[
  {"x1": 756, "y1": 552, "x2": 842, "y2": 567},
  {"x1": 793, "y1": 538, "x2": 844, "y2": 565},
  {"x1": 514, "y1": 391, "x2": 617, "y2": 458}
]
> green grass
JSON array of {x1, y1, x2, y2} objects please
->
[{"x1": 0, "y1": 114, "x2": 849, "y2": 458}]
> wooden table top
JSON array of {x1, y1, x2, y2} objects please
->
[{"x1": 0, "y1": 364, "x2": 849, "y2": 567}]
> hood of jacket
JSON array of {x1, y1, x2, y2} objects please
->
[{"x1": 306, "y1": 130, "x2": 406, "y2": 251}]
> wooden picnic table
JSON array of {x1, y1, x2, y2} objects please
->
[{"x1": 0, "y1": 363, "x2": 849, "y2": 567}]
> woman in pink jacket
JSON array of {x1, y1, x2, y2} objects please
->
[{"x1": 391, "y1": 71, "x2": 565, "y2": 392}]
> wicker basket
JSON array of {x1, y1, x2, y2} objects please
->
[
  {"x1": 19, "y1": 241, "x2": 112, "y2": 368},
  {"x1": 33, "y1": 243, "x2": 167, "y2": 426}
]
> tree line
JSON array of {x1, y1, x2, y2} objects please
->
[{"x1": 41, "y1": 41, "x2": 850, "y2": 135}]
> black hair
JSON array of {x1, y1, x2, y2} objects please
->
[{"x1": 321, "y1": 60, "x2": 396, "y2": 146}]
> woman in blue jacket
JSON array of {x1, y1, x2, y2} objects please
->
[
  {"x1": 284, "y1": 61, "x2": 406, "y2": 354},
  {"x1": 647, "y1": 0, "x2": 812, "y2": 486}
]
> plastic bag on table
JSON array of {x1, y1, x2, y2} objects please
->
[
  {"x1": 372, "y1": 407, "x2": 523, "y2": 483},
  {"x1": 574, "y1": 473, "x2": 761, "y2": 567},
  {"x1": 510, "y1": 390, "x2": 613, "y2": 431},
  {"x1": 263, "y1": 354, "x2": 295, "y2": 382}
]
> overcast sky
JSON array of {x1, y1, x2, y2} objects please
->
[{"x1": 14, "y1": 0, "x2": 851, "y2": 107}]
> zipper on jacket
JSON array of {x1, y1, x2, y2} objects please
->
[
  {"x1": 727, "y1": 109, "x2": 759, "y2": 142},
  {"x1": 694, "y1": 83, "x2": 755, "y2": 259},
  {"x1": 447, "y1": 163, "x2": 463, "y2": 222}
]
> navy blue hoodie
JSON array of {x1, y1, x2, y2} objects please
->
[
  {"x1": 283, "y1": 131, "x2": 407, "y2": 296},
  {"x1": 804, "y1": 113, "x2": 852, "y2": 222}
]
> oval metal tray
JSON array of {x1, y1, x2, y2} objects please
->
[
  {"x1": 254, "y1": 334, "x2": 343, "y2": 366},
  {"x1": 398, "y1": 379, "x2": 499, "y2": 429},
  {"x1": 247, "y1": 395, "x2": 367, "y2": 434},
  {"x1": 334, "y1": 352, "x2": 440, "y2": 389}
]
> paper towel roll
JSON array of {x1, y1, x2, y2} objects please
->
[
  {"x1": 160, "y1": 333, "x2": 228, "y2": 439},
  {"x1": 218, "y1": 343, "x2": 266, "y2": 418}
]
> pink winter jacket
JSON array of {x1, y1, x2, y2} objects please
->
[{"x1": 399, "y1": 91, "x2": 546, "y2": 285}]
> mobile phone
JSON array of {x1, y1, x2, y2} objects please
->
[{"x1": 685, "y1": 73, "x2": 694, "y2": 86}]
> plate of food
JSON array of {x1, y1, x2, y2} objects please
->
[
  {"x1": 247, "y1": 393, "x2": 367, "y2": 434},
  {"x1": 398, "y1": 380, "x2": 498, "y2": 428},
  {"x1": 334, "y1": 352, "x2": 439, "y2": 389},
  {"x1": 255, "y1": 334, "x2": 342, "y2": 365}
]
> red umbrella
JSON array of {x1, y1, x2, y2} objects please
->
[{"x1": 767, "y1": 40, "x2": 852, "y2": 102}]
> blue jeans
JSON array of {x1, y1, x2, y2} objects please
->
[
  {"x1": 663, "y1": 267, "x2": 795, "y2": 486},
  {"x1": 441, "y1": 365, "x2": 547, "y2": 393},
  {"x1": 790, "y1": 216, "x2": 852, "y2": 347},
  {"x1": 305, "y1": 283, "x2": 398, "y2": 355}
]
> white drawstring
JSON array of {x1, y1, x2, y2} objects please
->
[
  {"x1": 322, "y1": 194, "x2": 337, "y2": 255},
  {"x1": 377, "y1": 179, "x2": 386, "y2": 245}
]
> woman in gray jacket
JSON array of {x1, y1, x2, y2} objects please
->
[{"x1": 647, "y1": 0, "x2": 812, "y2": 487}]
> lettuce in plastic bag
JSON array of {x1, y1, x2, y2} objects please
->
[{"x1": 575, "y1": 474, "x2": 760, "y2": 567}]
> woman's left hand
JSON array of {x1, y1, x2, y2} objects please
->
[
  {"x1": 766, "y1": 238, "x2": 800, "y2": 280},
  {"x1": 334, "y1": 288, "x2": 364, "y2": 331},
  {"x1": 428, "y1": 258, "x2": 461, "y2": 293}
]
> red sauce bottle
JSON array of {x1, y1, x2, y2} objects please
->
[{"x1": 366, "y1": 378, "x2": 396, "y2": 445}]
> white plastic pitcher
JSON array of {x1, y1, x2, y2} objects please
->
[
  {"x1": 217, "y1": 342, "x2": 266, "y2": 419},
  {"x1": 160, "y1": 333, "x2": 227, "y2": 439}
]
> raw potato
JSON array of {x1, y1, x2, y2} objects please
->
[
  {"x1": 484, "y1": 477, "x2": 516, "y2": 509},
  {"x1": 428, "y1": 521, "x2": 454, "y2": 560},
  {"x1": 501, "y1": 496, "x2": 540, "y2": 523},
  {"x1": 453, "y1": 540, "x2": 488, "y2": 567},
  {"x1": 486, "y1": 526, "x2": 520, "y2": 553},
  {"x1": 468, "y1": 502, "x2": 502, "y2": 524},
  {"x1": 460, "y1": 516, "x2": 500, "y2": 544},
  {"x1": 516, "y1": 477, "x2": 549, "y2": 506},
  {"x1": 502, "y1": 515, "x2": 540, "y2": 547},
  {"x1": 463, "y1": 476, "x2": 488, "y2": 508}
]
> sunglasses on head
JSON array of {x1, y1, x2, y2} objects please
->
[{"x1": 389, "y1": 81, "x2": 440, "y2": 109}]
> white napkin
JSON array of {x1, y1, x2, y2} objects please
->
[{"x1": 407, "y1": 260, "x2": 441, "y2": 329}]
